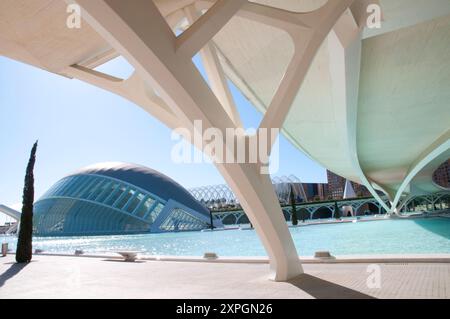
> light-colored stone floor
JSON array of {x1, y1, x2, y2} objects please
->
[{"x1": 0, "y1": 255, "x2": 449, "y2": 299}]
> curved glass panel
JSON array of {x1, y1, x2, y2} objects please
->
[
  {"x1": 135, "y1": 197, "x2": 155, "y2": 218},
  {"x1": 159, "y1": 208, "x2": 208, "y2": 232},
  {"x1": 34, "y1": 171, "x2": 214, "y2": 236},
  {"x1": 34, "y1": 174, "x2": 167, "y2": 235},
  {"x1": 34, "y1": 198, "x2": 151, "y2": 236},
  {"x1": 125, "y1": 192, "x2": 144, "y2": 214},
  {"x1": 115, "y1": 188, "x2": 135, "y2": 210},
  {"x1": 146, "y1": 202, "x2": 164, "y2": 223}
]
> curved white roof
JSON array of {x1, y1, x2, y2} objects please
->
[{"x1": 0, "y1": 0, "x2": 448, "y2": 206}]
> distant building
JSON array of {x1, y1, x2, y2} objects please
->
[
  {"x1": 433, "y1": 160, "x2": 450, "y2": 188},
  {"x1": 301, "y1": 183, "x2": 329, "y2": 201},
  {"x1": 350, "y1": 182, "x2": 372, "y2": 198},
  {"x1": 191, "y1": 168, "x2": 398, "y2": 212},
  {"x1": 326, "y1": 170, "x2": 346, "y2": 199},
  {"x1": 326, "y1": 170, "x2": 371, "y2": 199},
  {"x1": 192, "y1": 171, "x2": 378, "y2": 211}
]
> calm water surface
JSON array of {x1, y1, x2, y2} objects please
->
[{"x1": 1, "y1": 218, "x2": 449, "y2": 256}]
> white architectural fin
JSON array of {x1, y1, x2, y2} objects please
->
[{"x1": 343, "y1": 180, "x2": 356, "y2": 199}]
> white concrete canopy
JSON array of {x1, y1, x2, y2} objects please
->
[
  {"x1": 205, "y1": 0, "x2": 450, "y2": 212},
  {"x1": 1, "y1": 0, "x2": 449, "y2": 280},
  {"x1": 0, "y1": 204, "x2": 21, "y2": 221}
]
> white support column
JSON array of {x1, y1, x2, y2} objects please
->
[
  {"x1": 184, "y1": 5, "x2": 243, "y2": 128},
  {"x1": 217, "y1": 163, "x2": 302, "y2": 280},
  {"x1": 258, "y1": 0, "x2": 355, "y2": 155},
  {"x1": 176, "y1": 0, "x2": 246, "y2": 59},
  {"x1": 390, "y1": 130, "x2": 450, "y2": 214},
  {"x1": 398, "y1": 194, "x2": 414, "y2": 214},
  {"x1": 73, "y1": 0, "x2": 302, "y2": 281},
  {"x1": 64, "y1": 65, "x2": 181, "y2": 130}
]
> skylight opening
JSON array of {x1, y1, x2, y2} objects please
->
[{"x1": 94, "y1": 55, "x2": 135, "y2": 80}]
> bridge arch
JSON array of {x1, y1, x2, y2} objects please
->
[
  {"x1": 220, "y1": 214, "x2": 237, "y2": 225},
  {"x1": 311, "y1": 206, "x2": 333, "y2": 220},
  {"x1": 236, "y1": 214, "x2": 250, "y2": 225},
  {"x1": 297, "y1": 208, "x2": 311, "y2": 221}
]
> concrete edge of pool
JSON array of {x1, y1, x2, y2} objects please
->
[{"x1": 5, "y1": 252, "x2": 450, "y2": 265}]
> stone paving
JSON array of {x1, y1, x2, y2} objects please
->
[{"x1": 0, "y1": 255, "x2": 449, "y2": 299}]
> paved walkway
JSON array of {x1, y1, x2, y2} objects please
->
[{"x1": 0, "y1": 255, "x2": 449, "y2": 298}]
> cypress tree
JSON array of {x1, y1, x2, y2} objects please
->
[
  {"x1": 209, "y1": 209, "x2": 214, "y2": 230},
  {"x1": 16, "y1": 141, "x2": 38, "y2": 263},
  {"x1": 334, "y1": 201, "x2": 341, "y2": 220},
  {"x1": 290, "y1": 185, "x2": 298, "y2": 226}
]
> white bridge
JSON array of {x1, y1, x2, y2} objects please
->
[
  {"x1": 214, "y1": 192, "x2": 450, "y2": 225},
  {"x1": 0, "y1": 204, "x2": 21, "y2": 235}
]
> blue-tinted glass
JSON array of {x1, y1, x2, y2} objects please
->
[
  {"x1": 87, "y1": 179, "x2": 107, "y2": 200},
  {"x1": 43, "y1": 179, "x2": 66, "y2": 197},
  {"x1": 115, "y1": 188, "x2": 135, "y2": 210},
  {"x1": 109, "y1": 185, "x2": 127, "y2": 206},
  {"x1": 79, "y1": 177, "x2": 102, "y2": 199},
  {"x1": 146, "y1": 202, "x2": 164, "y2": 223},
  {"x1": 135, "y1": 196, "x2": 155, "y2": 218},
  {"x1": 58, "y1": 176, "x2": 80, "y2": 196},
  {"x1": 95, "y1": 181, "x2": 114, "y2": 203},
  {"x1": 125, "y1": 192, "x2": 144, "y2": 213},
  {"x1": 63, "y1": 176, "x2": 84, "y2": 197},
  {"x1": 159, "y1": 208, "x2": 207, "y2": 231},
  {"x1": 72, "y1": 176, "x2": 95, "y2": 198},
  {"x1": 51, "y1": 178, "x2": 71, "y2": 196},
  {"x1": 103, "y1": 183, "x2": 121, "y2": 205}
]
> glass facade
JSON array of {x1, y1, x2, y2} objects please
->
[
  {"x1": 34, "y1": 198, "x2": 151, "y2": 235},
  {"x1": 159, "y1": 208, "x2": 209, "y2": 232},
  {"x1": 34, "y1": 164, "x2": 219, "y2": 236},
  {"x1": 34, "y1": 174, "x2": 166, "y2": 236}
]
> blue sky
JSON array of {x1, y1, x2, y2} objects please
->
[{"x1": 0, "y1": 55, "x2": 326, "y2": 223}]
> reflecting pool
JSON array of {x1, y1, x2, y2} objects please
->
[{"x1": 1, "y1": 217, "x2": 449, "y2": 256}]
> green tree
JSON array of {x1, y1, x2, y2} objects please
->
[
  {"x1": 290, "y1": 185, "x2": 298, "y2": 226},
  {"x1": 334, "y1": 201, "x2": 341, "y2": 220},
  {"x1": 16, "y1": 141, "x2": 38, "y2": 263}
]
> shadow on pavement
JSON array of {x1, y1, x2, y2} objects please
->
[
  {"x1": 0, "y1": 262, "x2": 29, "y2": 288},
  {"x1": 288, "y1": 274, "x2": 376, "y2": 299}
]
